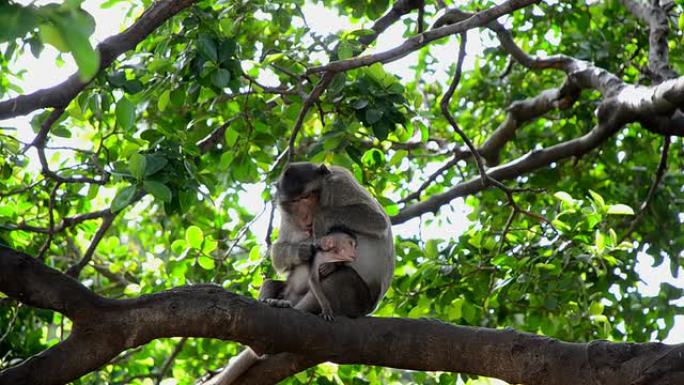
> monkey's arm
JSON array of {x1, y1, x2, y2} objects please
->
[
  {"x1": 270, "y1": 241, "x2": 316, "y2": 272},
  {"x1": 319, "y1": 204, "x2": 389, "y2": 238}
]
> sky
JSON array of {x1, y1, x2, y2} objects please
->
[{"x1": 1, "y1": 0, "x2": 682, "y2": 353}]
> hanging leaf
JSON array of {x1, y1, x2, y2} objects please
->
[
  {"x1": 143, "y1": 180, "x2": 172, "y2": 202},
  {"x1": 115, "y1": 97, "x2": 135, "y2": 130},
  {"x1": 111, "y1": 185, "x2": 136, "y2": 212}
]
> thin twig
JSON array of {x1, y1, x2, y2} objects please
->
[
  {"x1": 286, "y1": 72, "x2": 335, "y2": 162},
  {"x1": 439, "y1": 34, "x2": 552, "y2": 228},
  {"x1": 399, "y1": 146, "x2": 470, "y2": 203},
  {"x1": 0, "y1": 178, "x2": 45, "y2": 198},
  {"x1": 221, "y1": 204, "x2": 268, "y2": 263},
  {"x1": 66, "y1": 212, "x2": 117, "y2": 278},
  {"x1": 497, "y1": 208, "x2": 517, "y2": 254},
  {"x1": 4, "y1": 208, "x2": 112, "y2": 234},
  {"x1": 155, "y1": 338, "x2": 187, "y2": 385},
  {"x1": 621, "y1": 136, "x2": 670, "y2": 242},
  {"x1": 0, "y1": 303, "x2": 20, "y2": 346},
  {"x1": 37, "y1": 182, "x2": 62, "y2": 260}
]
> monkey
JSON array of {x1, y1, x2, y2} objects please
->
[
  {"x1": 258, "y1": 165, "x2": 361, "y2": 316},
  {"x1": 308, "y1": 230, "x2": 358, "y2": 320},
  {"x1": 208, "y1": 162, "x2": 394, "y2": 385}
]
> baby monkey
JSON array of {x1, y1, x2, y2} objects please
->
[{"x1": 309, "y1": 229, "x2": 357, "y2": 320}]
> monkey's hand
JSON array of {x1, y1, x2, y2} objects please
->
[
  {"x1": 263, "y1": 298, "x2": 293, "y2": 308},
  {"x1": 318, "y1": 262, "x2": 337, "y2": 278}
]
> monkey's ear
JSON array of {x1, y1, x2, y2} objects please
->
[{"x1": 318, "y1": 165, "x2": 331, "y2": 175}]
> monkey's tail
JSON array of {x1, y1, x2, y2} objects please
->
[{"x1": 205, "y1": 348, "x2": 261, "y2": 385}]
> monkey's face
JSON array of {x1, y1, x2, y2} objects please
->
[
  {"x1": 277, "y1": 162, "x2": 330, "y2": 202},
  {"x1": 284, "y1": 192, "x2": 318, "y2": 235}
]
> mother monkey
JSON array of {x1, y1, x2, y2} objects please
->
[{"x1": 210, "y1": 162, "x2": 394, "y2": 385}]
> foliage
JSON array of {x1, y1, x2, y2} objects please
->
[{"x1": 1, "y1": 0, "x2": 683, "y2": 384}]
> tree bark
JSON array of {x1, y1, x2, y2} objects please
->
[{"x1": 1, "y1": 246, "x2": 682, "y2": 385}]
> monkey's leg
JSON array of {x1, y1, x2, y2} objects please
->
[
  {"x1": 307, "y1": 261, "x2": 336, "y2": 321},
  {"x1": 295, "y1": 266, "x2": 374, "y2": 318},
  {"x1": 259, "y1": 279, "x2": 292, "y2": 308},
  {"x1": 258, "y1": 279, "x2": 285, "y2": 300}
]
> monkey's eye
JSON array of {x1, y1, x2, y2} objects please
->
[{"x1": 298, "y1": 192, "x2": 313, "y2": 200}]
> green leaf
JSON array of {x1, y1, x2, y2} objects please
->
[
  {"x1": 553, "y1": 191, "x2": 574, "y2": 206},
  {"x1": 52, "y1": 126, "x2": 71, "y2": 138},
  {"x1": 589, "y1": 301, "x2": 604, "y2": 316},
  {"x1": 365, "y1": 108, "x2": 383, "y2": 124},
  {"x1": 224, "y1": 127, "x2": 239, "y2": 147},
  {"x1": 372, "y1": 120, "x2": 391, "y2": 141},
  {"x1": 185, "y1": 226, "x2": 204, "y2": 249},
  {"x1": 38, "y1": 23, "x2": 68, "y2": 52},
  {"x1": 171, "y1": 239, "x2": 187, "y2": 255},
  {"x1": 143, "y1": 180, "x2": 172, "y2": 202},
  {"x1": 158, "y1": 90, "x2": 170, "y2": 111},
  {"x1": 248, "y1": 245, "x2": 261, "y2": 261},
  {"x1": 606, "y1": 204, "x2": 635, "y2": 215},
  {"x1": 111, "y1": 185, "x2": 136, "y2": 212},
  {"x1": 211, "y1": 68, "x2": 231, "y2": 88},
  {"x1": 202, "y1": 237, "x2": 218, "y2": 254},
  {"x1": 595, "y1": 230, "x2": 605, "y2": 254},
  {"x1": 144, "y1": 156, "x2": 168, "y2": 176},
  {"x1": 197, "y1": 36, "x2": 218, "y2": 62},
  {"x1": 588, "y1": 190, "x2": 605, "y2": 210},
  {"x1": 123, "y1": 79, "x2": 143, "y2": 94},
  {"x1": 218, "y1": 39, "x2": 237, "y2": 63},
  {"x1": 367, "y1": 63, "x2": 387, "y2": 83},
  {"x1": 219, "y1": 152, "x2": 235, "y2": 169},
  {"x1": 52, "y1": 12, "x2": 99, "y2": 80},
  {"x1": 352, "y1": 99, "x2": 369, "y2": 110},
  {"x1": 338, "y1": 40, "x2": 353, "y2": 60},
  {"x1": 128, "y1": 153, "x2": 147, "y2": 180},
  {"x1": 197, "y1": 256, "x2": 215, "y2": 270},
  {"x1": 115, "y1": 97, "x2": 135, "y2": 130}
]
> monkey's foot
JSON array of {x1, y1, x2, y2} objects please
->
[
  {"x1": 264, "y1": 298, "x2": 293, "y2": 308},
  {"x1": 320, "y1": 310, "x2": 335, "y2": 321}
]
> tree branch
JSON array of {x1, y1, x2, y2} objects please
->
[
  {"x1": 393, "y1": 46, "x2": 684, "y2": 224},
  {"x1": 1, "y1": 245, "x2": 683, "y2": 385},
  {"x1": 621, "y1": 135, "x2": 671, "y2": 241},
  {"x1": 65, "y1": 212, "x2": 117, "y2": 278},
  {"x1": 0, "y1": 0, "x2": 198, "y2": 120},
  {"x1": 307, "y1": 0, "x2": 541, "y2": 75},
  {"x1": 620, "y1": 0, "x2": 679, "y2": 82}
]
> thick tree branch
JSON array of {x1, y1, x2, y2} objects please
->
[
  {"x1": 393, "y1": 27, "x2": 684, "y2": 224},
  {"x1": 392, "y1": 117, "x2": 621, "y2": 224},
  {"x1": 307, "y1": 0, "x2": 541, "y2": 75},
  {"x1": 0, "y1": 0, "x2": 197, "y2": 120},
  {"x1": 620, "y1": 0, "x2": 679, "y2": 82},
  {"x1": 0, "y1": 248, "x2": 104, "y2": 320},
  {"x1": 479, "y1": 80, "x2": 581, "y2": 166},
  {"x1": 1, "y1": 246, "x2": 683, "y2": 385}
]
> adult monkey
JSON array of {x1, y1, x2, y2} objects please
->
[{"x1": 209, "y1": 162, "x2": 394, "y2": 385}]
